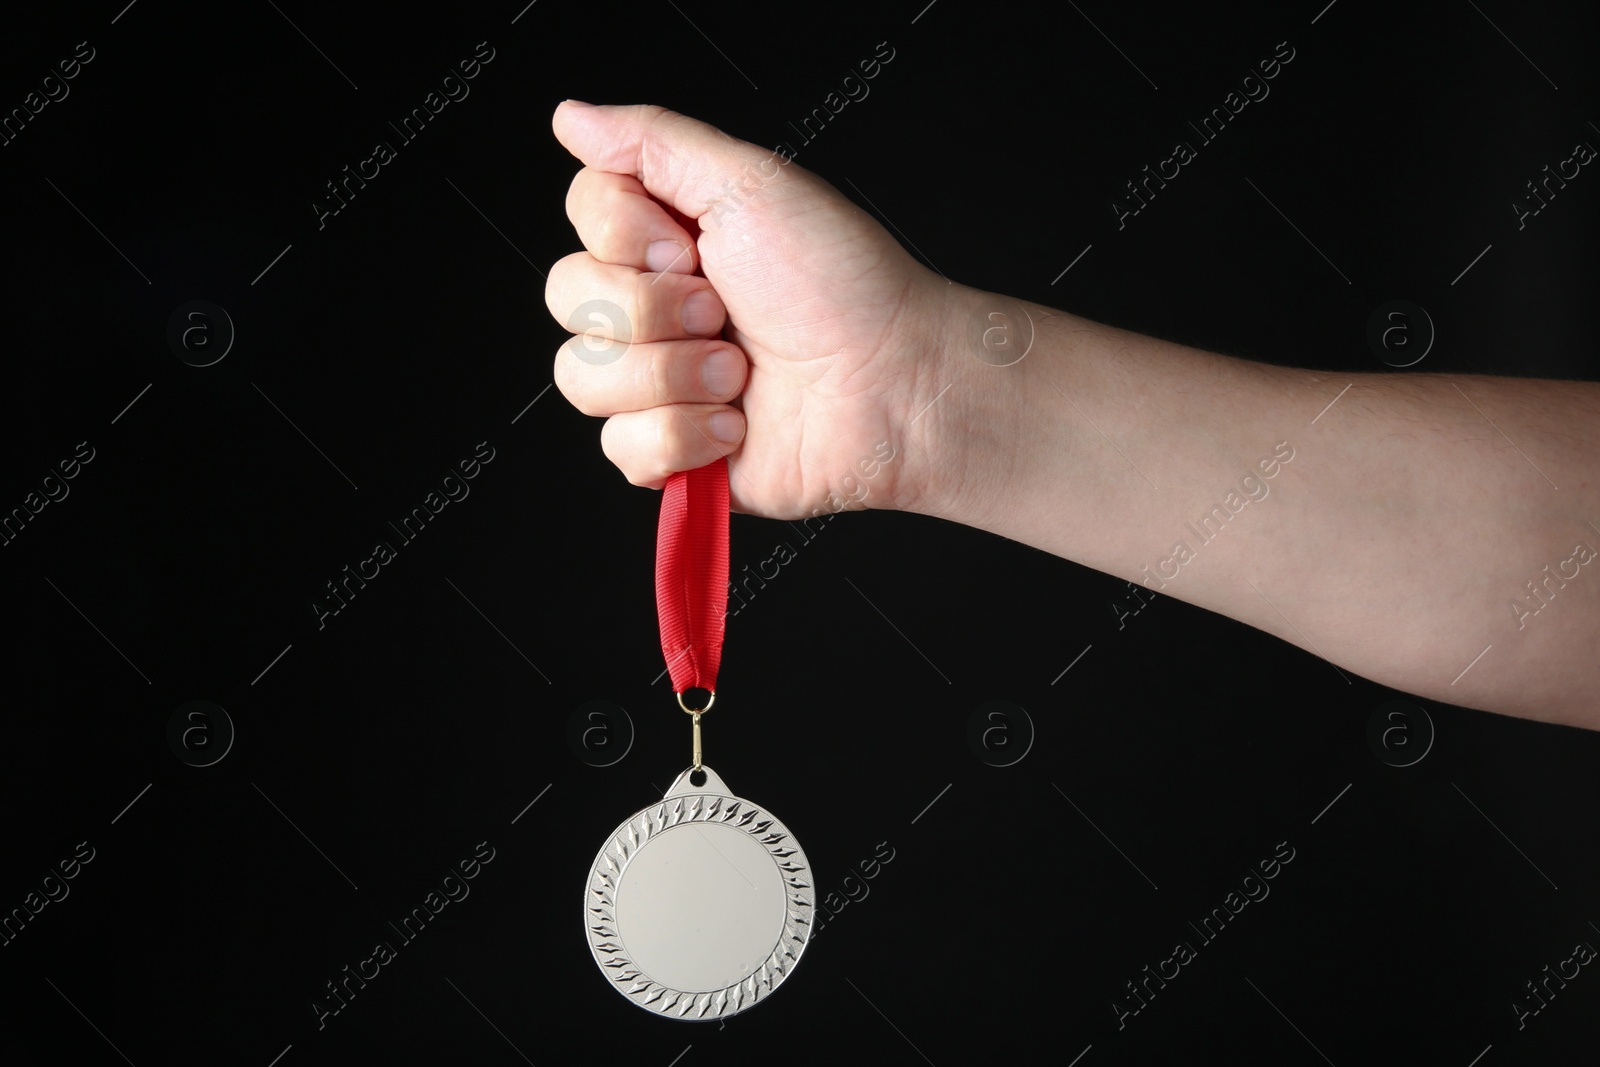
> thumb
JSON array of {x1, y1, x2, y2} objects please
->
[{"x1": 551, "y1": 101, "x2": 781, "y2": 222}]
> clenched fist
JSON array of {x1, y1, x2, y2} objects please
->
[{"x1": 546, "y1": 101, "x2": 958, "y2": 518}]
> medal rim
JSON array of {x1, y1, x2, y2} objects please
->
[{"x1": 584, "y1": 767, "x2": 813, "y2": 1020}]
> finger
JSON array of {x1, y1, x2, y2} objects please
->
[
  {"x1": 556, "y1": 336, "x2": 747, "y2": 417},
  {"x1": 546, "y1": 252, "x2": 727, "y2": 343},
  {"x1": 553, "y1": 101, "x2": 788, "y2": 223},
  {"x1": 599, "y1": 404, "x2": 745, "y2": 488},
  {"x1": 565, "y1": 167, "x2": 698, "y2": 273}
]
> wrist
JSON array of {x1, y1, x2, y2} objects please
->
[{"x1": 893, "y1": 282, "x2": 1060, "y2": 530}]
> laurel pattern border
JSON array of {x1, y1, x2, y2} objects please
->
[{"x1": 585, "y1": 790, "x2": 812, "y2": 1019}]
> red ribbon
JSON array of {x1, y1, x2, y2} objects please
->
[{"x1": 655, "y1": 459, "x2": 729, "y2": 695}]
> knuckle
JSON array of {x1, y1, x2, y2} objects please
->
[
  {"x1": 544, "y1": 252, "x2": 585, "y2": 318},
  {"x1": 543, "y1": 273, "x2": 565, "y2": 323},
  {"x1": 645, "y1": 410, "x2": 677, "y2": 476},
  {"x1": 641, "y1": 342, "x2": 672, "y2": 405},
  {"x1": 593, "y1": 211, "x2": 623, "y2": 256},
  {"x1": 553, "y1": 345, "x2": 600, "y2": 417},
  {"x1": 565, "y1": 169, "x2": 588, "y2": 226},
  {"x1": 551, "y1": 344, "x2": 580, "y2": 399},
  {"x1": 636, "y1": 103, "x2": 672, "y2": 127},
  {"x1": 622, "y1": 429, "x2": 663, "y2": 487},
  {"x1": 599, "y1": 418, "x2": 627, "y2": 463},
  {"x1": 550, "y1": 250, "x2": 583, "y2": 280},
  {"x1": 602, "y1": 411, "x2": 668, "y2": 487}
]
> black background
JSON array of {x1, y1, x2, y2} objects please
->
[{"x1": 2, "y1": 1, "x2": 1598, "y2": 1064}]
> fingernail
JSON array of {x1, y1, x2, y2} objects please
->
[
  {"x1": 682, "y1": 289, "x2": 721, "y2": 336},
  {"x1": 700, "y1": 346, "x2": 742, "y2": 396},
  {"x1": 709, "y1": 411, "x2": 744, "y2": 443},
  {"x1": 646, "y1": 240, "x2": 690, "y2": 274},
  {"x1": 563, "y1": 98, "x2": 595, "y2": 108}
]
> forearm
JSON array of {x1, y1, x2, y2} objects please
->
[{"x1": 914, "y1": 284, "x2": 1600, "y2": 727}]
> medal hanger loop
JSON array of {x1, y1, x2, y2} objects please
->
[
  {"x1": 677, "y1": 690, "x2": 712, "y2": 774},
  {"x1": 675, "y1": 689, "x2": 715, "y2": 715}
]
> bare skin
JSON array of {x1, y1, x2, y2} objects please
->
[{"x1": 545, "y1": 101, "x2": 1600, "y2": 730}]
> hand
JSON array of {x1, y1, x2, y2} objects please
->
[{"x1": 546, "y1": 101, "x2": 957, "y2": 518}]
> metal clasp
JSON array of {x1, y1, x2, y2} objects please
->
[{"x1": 676, "y1": 690, "x2": 714, "y2": 772}]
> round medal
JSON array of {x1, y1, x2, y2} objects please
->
[{"x1": 584, "y1": 764, "x2": 812, "y2": 1019}]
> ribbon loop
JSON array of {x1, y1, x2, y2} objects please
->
[{"x1": 655, "y1": 459, "x2": 729, "y2": 695}]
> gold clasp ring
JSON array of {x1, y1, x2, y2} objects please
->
[{"x1": 676, "y1": 690, "x2": 715, "y2": 715}]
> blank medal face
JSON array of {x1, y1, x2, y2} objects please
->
[
  {"x1": 586, "y1": 766, "x2": 812, "y2": 1019},
  {"x1": 614, "y1": 819, "x2": 787, "y2": 990}
]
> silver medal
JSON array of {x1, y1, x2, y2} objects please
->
[{"x1": 584, "y1": 764, "x2": 813, "y2": 1019}]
